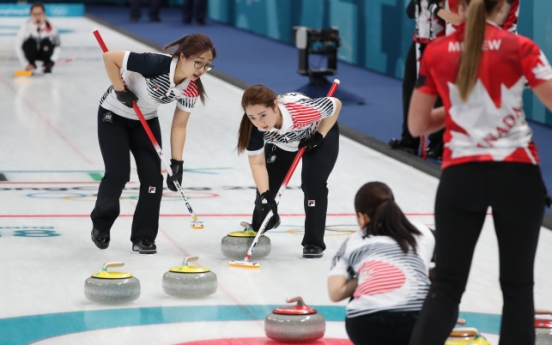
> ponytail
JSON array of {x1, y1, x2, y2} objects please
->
[
  {"x1": 457, "y1": 0, "x2": 501, "y2": 101},
  {"x1": 164, "y1": 33, "x2": 216, "y2": 104},
  {"x1": 237, "y1": 114, "x2": 254, "y2": 154},
  {"x1": 355, "y1": 182, "x2": 421, "y2": 254}
]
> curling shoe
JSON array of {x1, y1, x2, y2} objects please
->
[
  {"x1": 303, "y1": 244, "x2": 324, "y2": 258},
  {"x1": 388, "y1": 138, "x2": 419, "y2": 156},
  {"x1": 91, "y1": 228, "x2": 110, "y2": 250},
  {"x1": 132, "y1": 238, "x2": 157, "y2": 254}
]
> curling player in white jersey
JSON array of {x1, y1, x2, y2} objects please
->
[
  {"x1": 90, "y1": 34, "x2": 216, "y2": 254},
  {"x1": 236, "y1": 85, "x2": 342, "y2": 258}
]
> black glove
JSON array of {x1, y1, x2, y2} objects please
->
[
  {"x1": 115, "y1": 87, "x2": 138, "y2": 108},
  {"x1": 260, "y1": 191, "x2": 278, "y2": 219},
  {"x1": 298, "y1": 132, "x2": 324, "y2": 151},
  {"x1": 546, "y1": 194, "x2": 552, "y2": 208},
  {"x1": 167, "y1": 159, "x2": 183, "y2": 191}
]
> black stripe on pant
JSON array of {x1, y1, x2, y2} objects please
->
[
  {"x1": 409, "y1": 162, "x2": 546, "y2": 345},
  {"x1": 251, "y1": 123, "x2": 339, "y2": 250},
  {"x1": 346, "y1": 311, "x2": 419, "y2": 345},
  {"x1": 91, "y1": 107, "x2": 163, "y2": 243}
]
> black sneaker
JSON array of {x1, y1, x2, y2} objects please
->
[
  {"x1": 303, "y1": 244, "x2": 324, "y2": 258},
  {"x1": 132, "y1": 238, "x2": 157, "y2": 254},
  {"x1": 388, "y1": 138, "x2": 419, "y2": 156},
  {"x1": 426, "y1": 147, "x2": 442, "y2": 161},
  {"x1": 43, "y1": 61, "x2": 54, "y2": 73},
  {"x1": 426, "y1": 143, "x2": 443, "y2": 161},
  {"x1": 91, "y1": 228, "x2": 110, "y2": 250}
]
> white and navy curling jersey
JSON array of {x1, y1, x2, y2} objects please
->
[
  {"x1": 329, "y1": 223, "x2": 435, "y2": 318},
  {"x1": 245, "y1": 93, "x2": 337, "y2": 155},
  {"x1": 15, "y1": 19, "x2": 60, "y2": 68},
  {"x1": 100, "y1": 52, "x2": 199, "y2": 120}
]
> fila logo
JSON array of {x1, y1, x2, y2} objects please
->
[
  {"x1": 148, "y1": 187, "x2": 156, "y2": 193},
  {"x1": 308, "y1": 200, "x2": 315, "y2": 207}
]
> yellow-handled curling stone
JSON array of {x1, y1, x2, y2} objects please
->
[
  {"x1": 221, "y1": 222, "x2": 271, "y2": 260},
  {"x1": 162, "y1": 256, "x2": 217, "y2": 298},
  {"x1": 84, "y1": 262, "x2": 140, "y2": 304},
  {"x1": 265, "y1": 296, "x2": 325, "y2": 342},
  {"x1": 445, "y1": 318, "x2": 490, "y2": 345},
  {"x1": 536, "y1": 309, "x2": 552, "y2": 345}
]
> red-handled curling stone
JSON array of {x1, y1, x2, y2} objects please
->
[
  {"x1": 536, "y1": 309, "x2": 552, "y2": 345},
  {"x1": 265, "y1": 296, "x2": 325, "y2": 343}
]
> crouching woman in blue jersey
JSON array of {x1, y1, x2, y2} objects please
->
[
  {"x1": 90, "y1": 34, "x2": 216, "y2": 254},
  {"x1": 328, "y1": 182, "x2": 435, "y2": 345},
  {"x1": 236, "y1": 85, "x2": 342, "y2": 258}
]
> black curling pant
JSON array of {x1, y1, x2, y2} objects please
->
[
  {"x1": 91, "y1": 107, "x2": 163, "y2": 243},
  {"x1": 409, "y1": 162, "x2": 546, "y2": 345},
  {"x1": 251, "y1": 124, "x2": 340, "y2": 250},
  {"x1": 346, "y1": 311, "x2": 419, "y2": 345},
  {"x1": 22, "y1": 37, "x2": 54, "y2": 67}
]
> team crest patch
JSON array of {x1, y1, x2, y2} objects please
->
[
  {"x1": 148, "y1": 187, "x2": 156, "y2": 193},
  {"x1": 308, "y1": 200, "x2": 315, "y2": 207}
]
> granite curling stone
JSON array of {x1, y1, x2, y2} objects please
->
[
  {"x1": 265, "y1": 296, "x2": 325, "y2": 343},
  {"x1": 536, "y1": 309, "x2": 552, "y2": 345},
  {"x1": 445, "y1": 322, "x2": 490, "y2": 345},
  {"x1": 84, "y1": 262, "x2": 140, "y2": 304},
  {"x1": 162, "y1": 256, "x2": 217, "y2": 298},
  {"x1": 221, "y1": 223, "x2": 271, "y2": 260}
]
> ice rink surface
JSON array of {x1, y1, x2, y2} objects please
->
[{"x1": 1, "y1": 16, "x2": 552, "y2": 345}]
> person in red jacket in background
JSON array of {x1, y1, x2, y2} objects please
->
[{"x1": 407, "y1": 0, "x2": 552, "y2": 343}]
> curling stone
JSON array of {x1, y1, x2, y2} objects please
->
[
  {"x1": 536, "y1": 309, "x2": 552, "y2": 345},
  {"x1": 265, "y1": 296, "x2": 325, "y2": 343},
  {"x1": 162, "y1": 256, "x2": 217, "y2": 298},
  {"x1": 445, "y1": 326, "x2": 490, "y2": 345},
  {"x1": 84, "y1": 262, "x2": 140, "y2": 304},
  {"x1": 221, "y1": 223, "x2": 271, "y2": 260}
]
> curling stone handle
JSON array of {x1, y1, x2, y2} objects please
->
[
  {"x1": 286, "y1": 296, "x2": 304, "y2": 305},
  {"x1": 103, "y1": 262, "x2": 124, "y2": 269},
  {"x1": 184, "y1": 256, "x2": 198, "y2": 265},
  {"x1": 456, "y1": 318, "x2": 466, "y2": 325},
  {"x1": 535, "y1": 309, "x2": 552, "y2": 315}
]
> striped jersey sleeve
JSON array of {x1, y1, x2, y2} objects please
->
[
  {"x1": 176, "y1": 80, "x2": 199, "y2": 112},
  {"x1": 288, "y1": 97, "x2": 337, "y2": 129},
  {"x1": 123, "y1": 52, "x2": 172, "y2": 78}
]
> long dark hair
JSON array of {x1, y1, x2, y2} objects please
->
[
  {"x1": 355, "y1": 182, "x2": 421, "y2": 253},
  {"x1": 457, "y1": 0, "x2": 503, "y2": 101},
  {"x1": 164, "y1": 33, "x2": 216, "y2": 104},
  {"x1": 236, "y1": 84, "x2": 278, "y2": 154}
]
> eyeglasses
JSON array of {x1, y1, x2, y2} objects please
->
[{"x1": 194, "y1": 61, "x2": 214, "y2": 72}]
